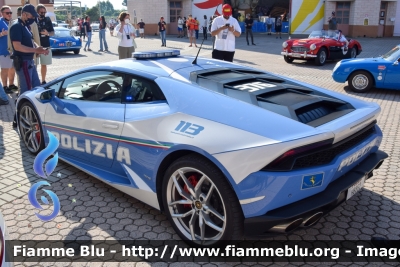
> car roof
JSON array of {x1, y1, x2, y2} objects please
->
[{"x1": 93, "y1": 56, "x2": 246, "y2": 79}]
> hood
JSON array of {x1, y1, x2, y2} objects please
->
[
  {"x1": 340, "y1": 57, "x2": 389, "y2": 65},
  {"x1": 291, "y1": 38, "x2": 323, "y2": 46}
]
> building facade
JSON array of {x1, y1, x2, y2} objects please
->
[
  {"x1": 127, "y1": 0, "x2": 399, "y2": 37},
  {"x1": 323, "y1": 0, "x2": 398, "y2": 37}
]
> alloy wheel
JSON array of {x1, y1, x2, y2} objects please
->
[
  {"x1": 19, "y1": 105, "x2": 42, "y2": 153},
  {"x1": 166, "y1": 167, "x2": 226, "y2": 244}
]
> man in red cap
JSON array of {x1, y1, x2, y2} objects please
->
[{"x1": 210, "y1": 4, "x2": 241, "y2": 62}]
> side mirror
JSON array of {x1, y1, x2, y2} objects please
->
[
  {"x1": 394, "y1": 61, "x2": 399, "y2": 66},
  {"x1": 35, "y1": 88, "x2": 55, "y2": 103}
]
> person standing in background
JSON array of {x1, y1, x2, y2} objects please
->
[
  {"x1": 98, "y1": 16, "x2": 109, "y2": 52},
  {"x1": 194, "y1": 17, "x2": 200, "y2": 39},
  {"x1": 158, "y1": 17, "x2": 167, "y2": 47},
  {"x1": 187, "y1": 15, "x2": 196, "y2": 47},
  {"x1": 79, "y1": 17, "x2": 86, "y2": 40},
  {"x1": 177, "y1": 16, "x2": 183, "y2": 38},
  {"x1": 275, "y1": 15, "x2": 283, "y2": 39},
  {"x1": 183, "y1": 17, "x2": 187, "y2": 38},
  {"x1": 115, "y1": 12, "x2": 137, "y2": 59},
  {"x1": 266, "y1": 15, "x2": 272, "y2": 35},
  {"x1": 0, "y1": 6, "x2": 17, "y2": 93},
  {"x1": 83, "y1": 16, "x2": 92, "y2": 51},
  {"x1": 202, "y1": 15, "x2": 208, "y2": 40},
  {"x1": 137, "y1": 19, "x2": 145, "y2": 38},
  {"x1": 36, "y1": 4, "x2": 54, "y2": 85},
  {"x1": 328, "y1": 11, "x2": 338, "y2": 36},
  {"x1": 244, "y1": 14, "x2": 255, "y2": 45}
]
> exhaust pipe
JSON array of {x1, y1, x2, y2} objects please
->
[
  {"x1": 269, "y1": 218, "x2": 303, "y2": 233},
  {"x1": 302, "y1": 212, "x2": 324, "y2": 227}
]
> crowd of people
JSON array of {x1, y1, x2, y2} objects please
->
[{"x1": 0, "y1": 3, "x2": 351, "y2": 110}]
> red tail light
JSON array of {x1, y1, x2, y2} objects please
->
[{"x1": 262, "y1": 139, "x2": 333, "y2": 171}]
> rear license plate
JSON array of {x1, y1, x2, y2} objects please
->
[
  {"x1": 292, "y1": 53, "x2": 301, "y2": 57},
  {"x1": 346, "y1": 176, "x2": 365, "y2": 200}
]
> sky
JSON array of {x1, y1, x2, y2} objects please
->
[{"x1": 81, "y1": 0, "x2": 125, "y2": 11}]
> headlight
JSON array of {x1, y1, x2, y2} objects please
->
[
  {"x1": 310, "y1": 44, "x2": 317, "y2": 50},
  {"x1": 282, "y1": 42, "x2": 288, "y2": 48},
  {"x1": 333, "y1": 61, "x2": 341, "y2": 72}
]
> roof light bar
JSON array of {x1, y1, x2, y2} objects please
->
[{"x1": 132, "y1": 50, "x2": 180, "y2": 59}]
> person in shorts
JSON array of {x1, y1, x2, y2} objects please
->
[
  {"x1": 138, "y1": 19, "x2": 145, "y2": 38},
  {"x1": 266, "y1": 16, "x2": 272, "y2": 35},
  {"x1": 187, "y1": 15, "x2": 197, "y2": 47},
  {"x1": 36, "y1": 4, "x2": 54, "y2": 84},
  {"x1": 0, "y1": 5, "x2": 17, "y2": 93},
  {"x1": 177, "y1": 16, "x2": 183, "y2": 38}
]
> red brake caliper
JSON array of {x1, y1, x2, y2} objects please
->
[
  {"x1": 35, "y1": 124, "x2": 41, "y2": 144},
  {"x1": 183, "y1": 175, "x2": 198, "y2": 208}
]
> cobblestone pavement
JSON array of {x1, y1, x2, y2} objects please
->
[{"x1": 1, "y1": 32, "x2": 400, "y2": 267}]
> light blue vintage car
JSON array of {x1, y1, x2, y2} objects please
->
[
  {"x1": 332, "y1": 45, "x2": 400, "y2": 92},
  {"x1": 50, "y1": 27, "x2": 82, "y2": 54},
  {"x1": 15, "y1": 50, "x2": 387, "y2": 246}
]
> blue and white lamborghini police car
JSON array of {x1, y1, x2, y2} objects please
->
[{"x1": 15, "y1": 50, "x2": 387, "y2": 246}]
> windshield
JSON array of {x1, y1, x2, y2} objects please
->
[
  {"x1": 382, "y1": 46, "x2": 400, "y2": 61},
  {"x1": 54, "y1": 30, "x2": 71, "y2": 37},
  {"x1": 308, "y1": 30, "x2": 337, "y2": 39}
]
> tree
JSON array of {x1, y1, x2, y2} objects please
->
[
  {"x1": 86, "y1": 6, "x2": 100, "y2": 20},
  {"x1": 122, "y1": 0, "x2": 127, "y2": 6}
]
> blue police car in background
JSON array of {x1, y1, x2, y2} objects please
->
[
  {"x1": 333, "y1": 45, "x2": 400, "y2": 92},
  {"x1": 50, "y1": 27, "x2": 82, "y2": 54},
  {"x1": 15, "y1": 50, "x2": 387, "y2": 246}
]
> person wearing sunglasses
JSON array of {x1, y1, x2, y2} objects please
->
[
  {"x1": 36, "y1": 4, "x2": 54, "y2": 85},
  {"x1": 0, "y1": 6, "x2": 18, "y2": 94}
]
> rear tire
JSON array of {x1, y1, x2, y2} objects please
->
[
  {"x1": 349, "y1": 47, "x2": 357, "y2": 59},
  {"x1": 162, "y1": 154, "x2": 244, "y2": 247},
  {"x1": 74, "y1": 49, "x2": 80, "y2": 54},
  {"x1": 315, "y1": 47, "x2": 327, "y2": 66},
  {"x1": 348, "y1": 71, "x2": 373, "y2": 93},
  {"x1": 284, "y1": 56, "x2": 294, "y2": 63}
]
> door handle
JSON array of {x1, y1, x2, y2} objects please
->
[{"x1": 102, "y1": 123, "x2": 119, "y2": 130}]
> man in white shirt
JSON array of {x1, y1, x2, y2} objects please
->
[
  {"x1": 177, "y1": 16, "x2": 183, "y2": 38},
  {"x1": 210, "y1": 4, "x2": 241, "y2": 62}
]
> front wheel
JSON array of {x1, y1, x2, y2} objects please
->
[
  {"x1": 315, "y1": 47, "x2": 327, "y2": 66},
  {"x1": 18, "y1": 102, "x2": 45, "y2": 154},
  {"x1": 162, "y1": 154, "x2": 244, "y2": 247},
  {"x1": 348, "y1": 71, "x2": 373, "y2": 93},
  {"x1": 73, "y1": 49, "x2": 80, "y2": 54},
  {"x1": 284, "y1": 56, "x2": 294, "y2": 63}
]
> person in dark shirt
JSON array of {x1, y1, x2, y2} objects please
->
[
  {"x1": 36, "y1": 4, "x2": 54, "y2": 84},
  {"x1": 137, "y1": 19, "x2": 145, "y2": 38},
  {"x1": 83, "y1": 15, "x2": 92, "y2": 51},
  {"x1": 244, "y1": 14, "x2": 255, "y2": 45},
  {"x1": 10, "y1": 4, "x2": 48, "y2": 127},
  {"x1": 98, "y1": 15, "x2": 108, "y2": 52},
  {"x1": 158, "y1": 17, "x2": 167, "y2": 47},
  {"x1": 9, "y1": 4, "x2": 48, "y2": 95}
]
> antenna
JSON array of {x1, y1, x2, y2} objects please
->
[{"x1": 192, "y1": 37, "x2": 206, "y2": 65}]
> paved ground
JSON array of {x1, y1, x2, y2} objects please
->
[{"x1": 1, "y1": 31, "x2": 400, "y2": 266}]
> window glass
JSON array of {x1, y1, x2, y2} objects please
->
[
  {"x1": 170, "y1": 9, "x2": 176, "y2": 16},
  {"x1": 59, "y1": 71, "x2": 124, "y2": 103},
  {"x1": 170, "y1": 17, "x2": 176, "y2": 22},
  {"x1": 122, "y1": 75, "x2": 166, "y2": 103},
  {"x1": 46, "y1": 81, "x2": 63, "y2": 94},
  {"x1": 170, "y1": 2, "x2": 175, "y2": 8},
  {"x1": 336, "y1": 1, "x2": 350, "y2": 25},
  {"x1": 175, "y1": 1, "x2": 182, "y2": 8}
]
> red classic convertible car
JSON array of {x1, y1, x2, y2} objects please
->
[{"x1": 281, "y1": 30, "x2": 362, "y2": 66}]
